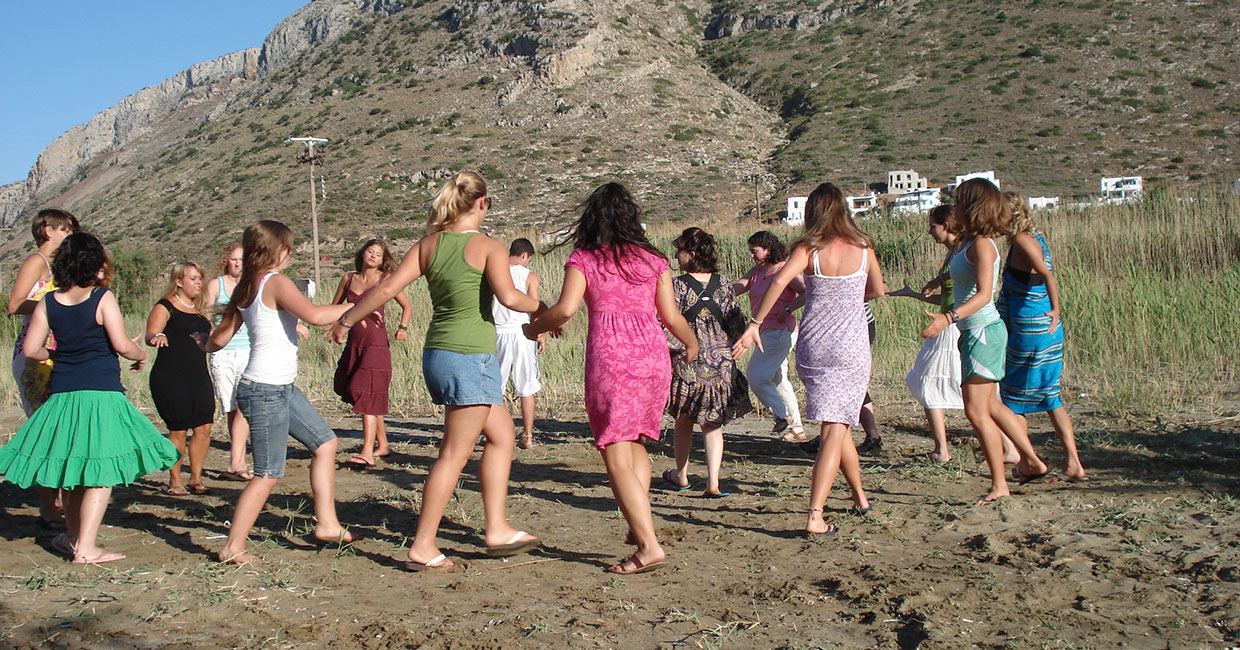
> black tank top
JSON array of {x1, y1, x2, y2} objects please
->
[{"x1": 45, "y1": 288, "x2": 124, "y2": 394}]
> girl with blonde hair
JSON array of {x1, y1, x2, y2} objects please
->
[
  {"x1": 920, "y1": 179, "x2": 1048, "y2": 505},
  {"x1": 342, "y1": 171, "x2": 543, "y2": 570},
  {"x1": 734, "y1": 182, "x2": 880, "y2": 537},
  {"x1": 146, "y1": 261, "x2": 214, "y2": 496},
  {"x1": 997, "y1": 192, "x2": 1086, "y2": 482}
]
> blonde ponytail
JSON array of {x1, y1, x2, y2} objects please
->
[{"x1": 428, "y1": 171, "x2": 487, "y2": 233}]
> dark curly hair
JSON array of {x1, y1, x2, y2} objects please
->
[
  {"x1": 551, "y1": 183, "x2": 664, "y2": 281},
  {"x1": 672, "y1": 227, "x2": 719, "y2": 273},
  {"x1": 51, "y1": 232, "x2": 107, "y2": 289},
  {"x1": 746, "y1": 230, "x2": 789, "y2": 265}
]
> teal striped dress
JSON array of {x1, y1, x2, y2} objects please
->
[{"x1": 997, "y1": 233, "x2": 1064, "y2": 413}]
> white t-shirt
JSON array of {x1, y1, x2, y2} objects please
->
[{"x1": 492, "y1": 264, "x2": 532, "y2": 335}]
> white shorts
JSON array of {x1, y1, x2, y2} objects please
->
[
  {"x1": 209, "y1": 347, "x2": 249, "y2": 412},
  {"x1": 496, "y1": 332, "x2": 541, "y2": 397}
]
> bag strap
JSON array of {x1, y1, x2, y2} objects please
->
[{"x1": 680, "y1": 273, "x2": 726, "y2": 325}]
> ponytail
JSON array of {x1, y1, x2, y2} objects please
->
[{"x1": 427, "y1": 171, "x2": 487, "y2": 233}]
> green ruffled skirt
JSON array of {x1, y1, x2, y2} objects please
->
[{"x1": 0, "y1": 390, "x2": 179, "y2": 489}]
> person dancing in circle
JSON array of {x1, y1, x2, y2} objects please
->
[
  {"x1": 146, "y1": 262, "x2": 215, "y2": 496},
  {"x1": 920, "y1": 179, "x2": 1048, "y2": 505},
  {"x1": 330, "y1": 239, "x2": 411, "y2": 468},
  {"x1": 0, "y1": 233, "x2": 178, "y2": 564},
  {"x1": 663, "y1": 227, "x2": 752, "y2": 498},
  {"x1": 997, "y1": 192, "x2": 1086, "y2": 483},
  {"x1": 7, "y1": 208, "x2": 79, "y2": 527},
  {"x1": 734, "y1": 183, "x2": 880, "y2": 536},
  {"x1": 732, "y1": 231, "x2": 808, "y2": 442},
  {"x1": 525, "y1": 182, "x2": 698, "y2": 574},
  {"x1": 341, "y1": 171, "x2": 542, "y2": 571},
  {"x1": 890, "y1": 205, "x2": 964, "y2": 462},
  {"x1": 204, "y1": 243, "x2": 254, "y2": 481},
  {"x1": 200, "y1": 220, "x2": 360, "y2": 564}
]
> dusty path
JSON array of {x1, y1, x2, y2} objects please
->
[{"x1": 1, "y1": 406, "x2": 1237, "y2": 649}]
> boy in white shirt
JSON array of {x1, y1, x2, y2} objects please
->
[{"x1": 492, "y1": 239, "x2": 545, "y2": 448}]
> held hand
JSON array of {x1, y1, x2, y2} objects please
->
[
  {"x1": 521, "y1": 322, "x2": 539, "y2": 342},
  {"x1": 187, "y1": 331, "x2": 205, "y2": 351},
  {"x1": 532, "y1": 300, "x2": 550, "y2": 320},
  {"x1": 394, "y1": 327, "x2": 408, "y2": 342},
  {"x1": 684, "y1": 339, "x2": 700, "y2": 363},
  {"x1": 731, "y1": 323, "x2": 764, "y2": 360},
  {"x1": 149, "y1": 332, "x2": 169, "y2": 348},
  {"x1": 920, "y1": 275, "x2": 944, "y2": 294},
  {"x1": 296, "y1": 323, "x2": 310, "y2": 340},
  {"x1": 129, "y1": 359, "x2": 145, "y2": 373},
  {"x1": 326, "y1": 322, "x2": 347, "y2": 344},
  {"x1": 536, "y1": 333, "x2": 547, "y2": 353},
  {"x1": 1045, "y1": 309, "x2": 1060, "y2": 334},
  {"x1": 919, "y1": 310, "x2": 949, "y2": 339},
  {"x1": 888, "y1": 281, "x2": 919, "y2": 298}
]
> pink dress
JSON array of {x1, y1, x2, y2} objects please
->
[{"x1": 566, "y1": 247, "x2": 671, "y2": 449}]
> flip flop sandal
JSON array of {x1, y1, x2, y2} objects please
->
[
  {"x1": 607, "y1": 554, "x2": 666, "y2": 575},
  {"x1": 662, "y1": 469, "x2": 692, "y2": 491},
  {"x1": 218, "y1": 470, "x2": 253, "y2": 482},
  {"x1": 404, "y1": 553, "x2": 460, "y2": 572},
  {"x1": 163, "y1": 485, "x2": 190, "y2": 497},
  {"x1": 485, "y1": 531, "x2": 541, "y2": 557},
  {"x1": 187, "y1": 484, "x2": 211, "y2": 495}
]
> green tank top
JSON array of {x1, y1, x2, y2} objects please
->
[
  {"x1": 937, "y1": 264, "x2": 955, "y2": 314},
  {"x1": 424, "y1": 232, "x2": 496, "y2": 354}
]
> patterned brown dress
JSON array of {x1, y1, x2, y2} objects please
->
[{"x1": 667, "y1": 273, "x2": 753, "y2": 427}]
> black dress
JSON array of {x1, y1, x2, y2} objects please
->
[{"x1": 149, "y1": 298, "x2": 215, "y2": 430}]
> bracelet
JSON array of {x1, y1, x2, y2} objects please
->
[
  {"x1": 152, "y1": 333, "x2": 166, "y2": 338},
  {"x1": 397, "y1": 324, "x2": 408, "y2": 331},
  {"x1": 749, "y1": 317, "x2": 763, "y2": 325},
  {"x1": 948, "y1": 310, "x2": 960, "y2": 323}
]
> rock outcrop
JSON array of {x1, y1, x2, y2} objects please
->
[
  {"x1": 2, "y1": 0, "x2": 405, "y2": 228},
  {"x1": 704, "y1": 0, "x2": 907, "y2": 40}
]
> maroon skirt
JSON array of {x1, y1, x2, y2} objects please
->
[{"x1": 333, "y1": 321, "x2": 391, "y2": 416}]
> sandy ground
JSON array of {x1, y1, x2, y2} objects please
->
[{"x1": 1, "y1": 402, "x2": 1238, "y2": 649}]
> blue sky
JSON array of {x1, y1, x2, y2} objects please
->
[{"x1": 0, "y1": 1, "x2": 308, "y2": 185}]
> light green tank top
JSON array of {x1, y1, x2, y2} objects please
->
[
  {"x1": 949, "y1": 238, "x2": 1000, "y2": 329},
  {"x1": 424, "y1": 232, "x2": 496, "y2": 354}
]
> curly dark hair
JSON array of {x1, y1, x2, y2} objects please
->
[
  {"x1": 746, "y1": 230, "x2": 788, "y2": 265},
  {"x1": 551, "y1": 183, "x2": 664, "y2": 281},
  {"x1": 672, "y1": 227, "x2": 719, "y2": 273},
  {"x1": 51, "y1": 232, "x2": 107, "y2": 289}
]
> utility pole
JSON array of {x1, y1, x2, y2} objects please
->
[{"x1": 286, "y1": 137, "x2": 328, "y2": 291}]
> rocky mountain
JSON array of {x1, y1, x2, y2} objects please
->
[{"x1": 2, "y1": 0, "x2": 1236, "y2": 266}]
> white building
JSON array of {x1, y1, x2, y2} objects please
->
[
  {"x1": 888, "y1": 169, "x2": 927, "y2": 193},
  {"x1": 891, "y1": 188, "x2": 942, "y2": 215},
  {"x1": 1100, "y1": 176, "x2": 1142, "y2": 204},
  {"x1": 785, "y1": 196, "x2": 807, "y2": 225},
  {"x1": 948, "y1": 171, "x2": 1000, "y2": 191},
  {"x1": 847, "y1": 193, "x2": 878, "y2": 217},
  {"x1": 1028, "y1": 196, "x2": 1060, "y2": 210}
]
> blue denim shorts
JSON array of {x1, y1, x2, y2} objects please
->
[
  {"x1": 422, "y1": 348, "x2": 503, "y2": 406},
  {"x1": 236, "y1": 379, "x2": 336, "y2": 479}
]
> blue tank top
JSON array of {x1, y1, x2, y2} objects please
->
[
  {"x1": 45, "y1": 288, "x2": 124, "y2": 394},
  {"x1": 214, "y1": 276, "x2": 250, "y2": 350}
]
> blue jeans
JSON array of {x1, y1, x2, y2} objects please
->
[{"x1": 236, "y1": 379, "x2": 336, "y2": 478}]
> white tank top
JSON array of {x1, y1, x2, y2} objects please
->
[
  {"x1": 241, "y1": 272, "x2": 300, "y2": 385},
  {"x1": 491, "y1": 264, "x2": 532, "y2": 334}
]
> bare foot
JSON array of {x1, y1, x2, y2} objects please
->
[
  {"x1": 374, "y1": 446, "x2": 391, "y2": 457},
  {"x1": 313, "y1": 528, "x2": 363, "y2": 544},
  {"x1": 218, "y1": 549, "x2": 260, "y2": 564},
  {"x1": 929, "y1": 451, "x2": 951, "y2": 463},
  {"x1": 976, "y1": 489, "x2": 1010, "y2": 506},
  {"x1": 1003, "y1": 452, "x2": 1020, "y2": 465},
  {"x1": 73, "y1": 550, "x2": 126, "y2": 564}
]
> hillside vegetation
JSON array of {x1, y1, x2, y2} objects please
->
[{"x1": 1, "y1": 0, "x2": 1237, "y2": 270}]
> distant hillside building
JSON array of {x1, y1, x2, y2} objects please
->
[
  {"x1": 948, "y1": 171, "x2": 1000, "y2": 191},
  {"x1": 847, "y1": 193, "x2": 878, "y2": 217},
  {"x1": 1028, "y1": 196, "x2": 1060, "y2": 210},
  {"x1": 891, "y1": 188, "x2": 942, "y2": 214},
  {"x1": 1100, "y1": 176, "x2": 1142, "y2": 204},
  {"x1": 888, "y1": 170, "x2": 928, "y2": 193},
  {"x1": 785, "y1": 196, "x2": 807, "y2": 225}
]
